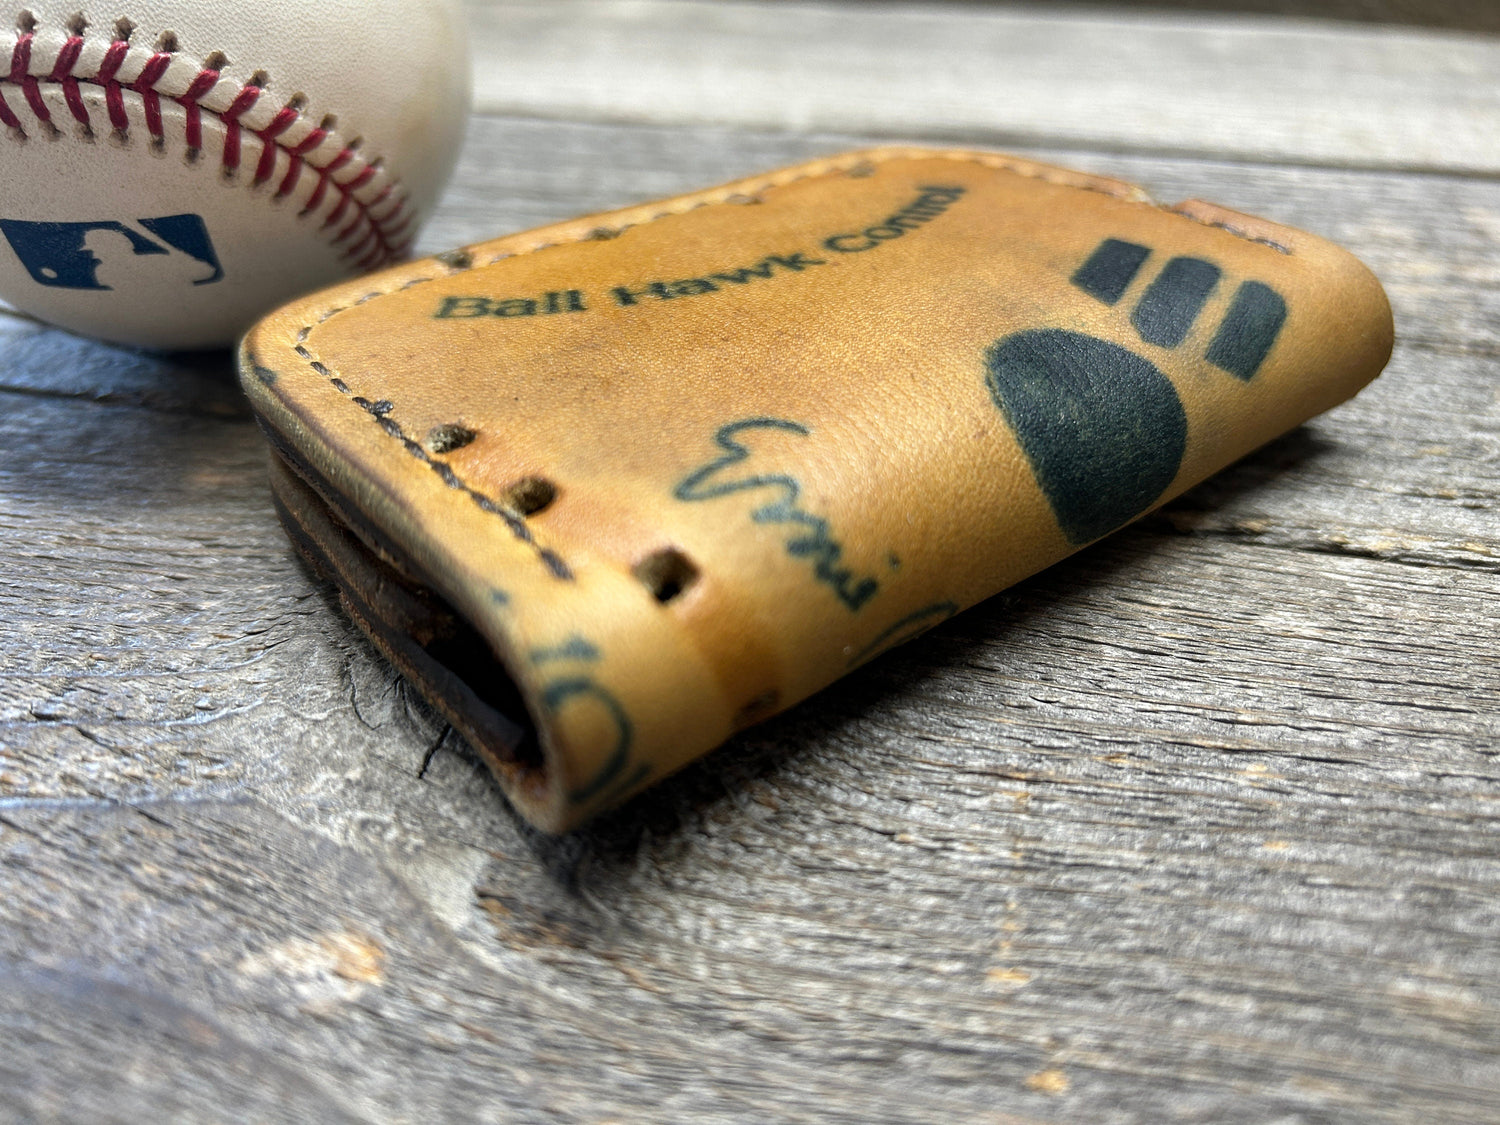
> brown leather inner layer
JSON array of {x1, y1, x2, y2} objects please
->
[{"x1": 262, "y1": 433, "x2": 543, "y2": 778}]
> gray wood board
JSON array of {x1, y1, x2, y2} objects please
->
[
  {"x1": 1032, "y1": 0, "x2": 1500, "y2": 33},
  {"x1": 465, "y1": 0, "x2": 1500, "y2": 174},
  {"x1": 2, "y1": 112, "x2": 1498, "y2": 1123}
]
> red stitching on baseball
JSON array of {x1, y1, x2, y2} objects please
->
[
  {"x1": 12, "y1": 36, "x2": 50, "y2": 126},
  {"x1": 323, "y1": 147, "x2": 354, "y2": 175},
  {"x1": 224, "y1": 84, "x2": 260, "y2": 120},
  {"x1": 177, "y1": 68, "x2": 214, "y2": 150},
  {"x1": 132, "y1": 54, "x2": 169, "y2": 137},
  {"x1": 99, "y1": 41, "x2": 129, "y2": 131},
  {"x1": 301, "y1": 171, "x2": 330, "y2": 216},
  {"x1": 8, "y1": 32, "x2": 28, "y2": 80},
  {"x1": 333, "y1": 214, "x2": 362, "y2": 245},
  {"x1": 256, "y1": 103, "x2": 299, "y2": 185},
  {"x1": 1, "y1": 29, "x2": 413, "y2": 269},
  {"x1": 288, "y1": 128, "x2": 325, "y2": 157},
  {"x1": 51, "y1": 36, "x2": 88, "y2": 126},
  {"x1": 344, "y1": 164, "x2": 377, "y2": 193},
  {"x1": 277, "y1": 155, "x2": 304, "y2": 199},
  {"x1": 48, "y1": 36, "x2": 81, "y2": 80},
  {"x1": 322, "y1": 190, "x2": 350, "y2": 230},
  {"x1": 252, "y1": 138, "x2": 275, "y2": 184}
]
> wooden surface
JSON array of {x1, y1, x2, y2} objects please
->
[
  {"x1": 470, "y1": 2, "x2": 1500, "y2": 173},
  {"x1": 1037, "y1": 0, "x2": 1500, "y2": 33},
  {"x1": 3, "y1": 2, "x2": 1498, "y2": 1121}
]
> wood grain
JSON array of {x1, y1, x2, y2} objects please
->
[
  {"x1": 466, "y1": 0, "x2": 1500, "y2": 173},
  {"x1": 1029, "y1": 0, "x2": 1500, "y2": 33},
  {"x1": 2, "y1": 5, "x2": 1498, "y2": 1122}
]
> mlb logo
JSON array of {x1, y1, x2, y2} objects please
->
[{"x1": 0, "y1": 215, "x2": 224, "y2": 291}]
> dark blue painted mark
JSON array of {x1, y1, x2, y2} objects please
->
[
  {"x1": 544, "y1": 677, "x2": 634, "y2": 806},
  {"x1": 847, "y1": 601, "x2": 960, "y2": 668},
  {"x1": 1207, "y1": 280, "x2": 1287, "y2": 380},
  {"x1": 1131, "y1": 256, "x2": 1221, "y2": 348},
  {"x1": 1071, "y1": 238, "x2": 1151, "y2": 305},
  {"x1": 0, "y1": 214, "x2": 223, "y2": 290},
  {"x1": 1071, "y1": 238, "x2": 1288, "y2": 382},
  {"x1": 675, "y1": 418, "x2": 879, "y2": 611},
  {"x1": 136, "y1": 215, "x2": 224, "y2": 284},
  {"x1": 985, "y1": 329, "x2": 1188, "y2": 545},
  {"x1": 530, "y1": 636, "x2": 601, "y2": 665},
  {"x1": 1014, "y1": 241, "x2": 1288, "y2": 541}
]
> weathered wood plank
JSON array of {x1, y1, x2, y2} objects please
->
[
  {"x1": 1058, "y1": 0, "x2": 1500, "y2": 33},
  {"x1": 2, "y1": 537, "x2": 1497, "y2": 1122},
  {"x1": 464, "y1": 0, "x2": 1500, "y2": 173},
  {"x1": 0, "y1": 959, "x2": 369, "y2": 1125}
]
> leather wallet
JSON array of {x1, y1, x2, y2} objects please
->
[{"x1": 239, "y1": 147, "x2": 1394, "y2": 832}]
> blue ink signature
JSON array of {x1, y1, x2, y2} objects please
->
[{"x1": 674, "y1": 418, "x2": 878, "y2": 611}]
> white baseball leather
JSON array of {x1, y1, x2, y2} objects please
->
[{"x1": 0, "y1": 1, "x2": 470, "y2": 348}]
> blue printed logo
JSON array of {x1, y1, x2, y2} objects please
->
[{"x1": 0, "y1": 214, "x2": 223, "y2": 290}]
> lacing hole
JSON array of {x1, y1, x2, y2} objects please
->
[
  {"x1": 424, "y1": 422, "x2": 475, "y2": 454},
  {"x1": 506, "y1": 477, "x2": 556, "y2": 517},
  {"x1": 632, "y1": 548, "x2": 699, "y2": 605}
]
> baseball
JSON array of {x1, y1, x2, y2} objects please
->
[{"x1": 0, "y1": 1, "x2": 470, "y2": 349}]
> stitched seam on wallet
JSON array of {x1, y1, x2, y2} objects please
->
[
  {"x1": 290, "y1": 148, "x2": 1296, "y2": 579},
  {"x1": 291, "y1": 329, "x2": 575, "y2": 580},
  {"x1": 1, "y1": 26, "x2": 414, "y2": 270},
  {"x1": 473, "y1": 152, "x2": 1294, "y2": 264}
]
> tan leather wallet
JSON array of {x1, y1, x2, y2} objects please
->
[{"x1": 239, "y1": 147, "x2": 1393, "y2": 832}]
